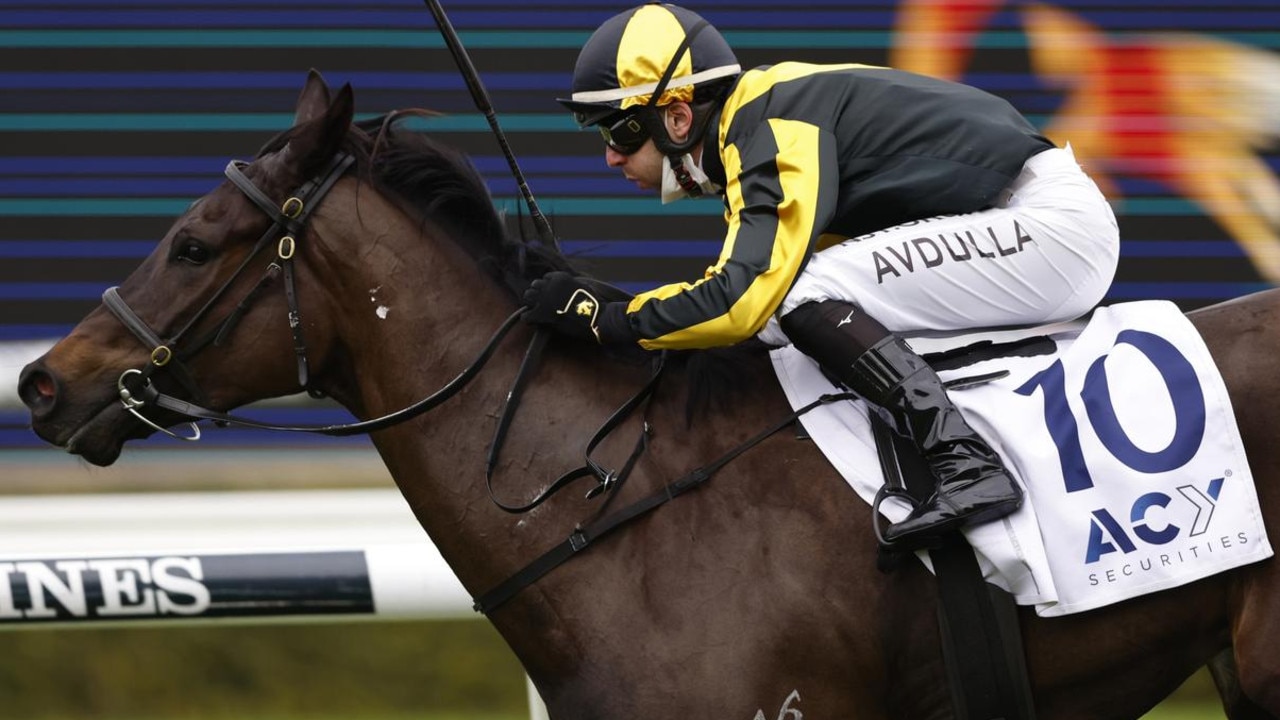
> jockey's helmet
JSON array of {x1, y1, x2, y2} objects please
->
[{"x1": 558, "y1": 3, "x2": 740, "y2": 154}]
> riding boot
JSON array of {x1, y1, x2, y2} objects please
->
[{"x1": 779, "y1": 300, "x2": 1023, "y2": 549}]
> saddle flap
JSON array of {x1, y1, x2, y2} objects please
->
[{"x1": 772, "y1": 300, "x2": 1273, "y2": 617}]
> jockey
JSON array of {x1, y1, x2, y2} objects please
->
[{"x1": 523, "y1": 2, "x2": 1120, "y2": 549}]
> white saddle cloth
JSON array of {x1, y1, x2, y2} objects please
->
[{"x1": 770, "y1": 300, "x2": 1273, "y2": 617}]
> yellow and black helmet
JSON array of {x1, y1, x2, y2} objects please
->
[{"x1": 558, "y1": 3, "x2": 741, "y2": 127}]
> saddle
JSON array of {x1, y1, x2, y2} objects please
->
[{"x1": 772, "y1": 301, "x2": 1268, "y2": 617}]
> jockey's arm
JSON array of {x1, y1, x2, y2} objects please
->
[{"x1": 602, "y1": 120, "x2": 839, "y2": 351}]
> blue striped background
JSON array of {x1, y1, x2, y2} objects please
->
[{"x1": 3, "y1": 0, "x2": 1277, "y2": 447}]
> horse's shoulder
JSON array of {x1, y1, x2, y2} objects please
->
[{"x1": 671, "y1": 342, "x2": 789, "y2": 421}]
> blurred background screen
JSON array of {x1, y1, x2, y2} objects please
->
[{"x1": 2, "y1": 0, "x2": 1276, "y2": 717}]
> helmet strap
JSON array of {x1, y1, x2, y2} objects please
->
[
  {"x1": 666, "y1": 153, "x2": 704, "y2": 198},
  {"x1": 645, "y1": 20, "x2": 710, "y2": 112},
  {"x1": 636, "y1": 19, "x2": 720, "y2": 157}
]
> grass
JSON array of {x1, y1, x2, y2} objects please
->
[
  {"x1": 0, "y1": 620, "x2": 530, "y2": 720},
  {"x1": 1142, "y1": 708, "x2": 1226, "y2": 720},
  {"x1": 1141, "y1": 669, "x2": 1226, "y2": 719},
  {"x1": 0, "y1": 616, "x2": 1237, "y2": 720}
]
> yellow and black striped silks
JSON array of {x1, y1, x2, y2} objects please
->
[{"x1": 623, "y1": 63, "x2": 1055, "y2": 350}]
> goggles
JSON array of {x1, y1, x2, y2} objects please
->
[{"x1": 598, "y1": 112, "x2": 650, "y2": 155}]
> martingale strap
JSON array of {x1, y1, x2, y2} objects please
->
[
  {"x1": 472, "y1": 390, "x2": 856, "y2": 615},
  {"x1": 485, "y1": 352, "x2": 668, "y2": 514}
]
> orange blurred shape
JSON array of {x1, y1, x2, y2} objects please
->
[
  {"x1": 1024, "y1": 2, "x2": 1280, "y2": 281},
  {"x1": 891, "y1": 0, "x2": 1005, "y2": 79}
]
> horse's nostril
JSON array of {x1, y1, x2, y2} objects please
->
[{"x1": 17, "y1": 364, "x2": 59, "y2": 415}]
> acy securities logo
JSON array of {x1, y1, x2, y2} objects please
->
[{"x1": 1082, "y1": 475, "x2": 1258, "y2": 587}]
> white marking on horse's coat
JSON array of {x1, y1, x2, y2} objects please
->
[
  {"x1": 376, "y1": 305, "x2": 390, "y2": 319},
  {"x1": 754, "y1": 690, "x2": 802, "y2": 720}
]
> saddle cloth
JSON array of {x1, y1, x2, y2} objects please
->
[{"x1": 770, "y1": 300, "x2": 1274, "y2": 617}]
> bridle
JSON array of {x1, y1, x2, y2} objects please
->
[
  {"x1": 103, "y1": 149, "x2": 537, "y2": 441},
  {"x1": 104, "y1": 151, "x2": 357, "y2": 440}
]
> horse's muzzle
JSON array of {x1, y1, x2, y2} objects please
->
[{"x1": 17, "y1": 360, "x2": 59, "y2": 420}]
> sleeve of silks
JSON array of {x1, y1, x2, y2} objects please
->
[{"x1": 621, "y1": 119, "x2": 840, "y2": 351}]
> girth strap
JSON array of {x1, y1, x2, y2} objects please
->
[{"x1": 872, "y1": 374, "x2": 1038, "y2": 720}]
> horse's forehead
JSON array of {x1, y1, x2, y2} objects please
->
[
  {"x1": 181, "y1": 174, "x2": 266, "y2": 229},
  {"x1": 172, "y1": 191, "x2": 232, "y2": 230}
]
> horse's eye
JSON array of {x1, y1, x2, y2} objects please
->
[{"x1": 175, "y1": 240, "x2": 211, "y2": 266}]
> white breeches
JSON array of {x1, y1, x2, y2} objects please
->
[{"x1": 757, "y1": 145, "x2": 1120, "y2": 345}]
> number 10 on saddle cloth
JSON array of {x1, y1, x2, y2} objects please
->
[{"x1": 770, "y1": 299, "x2": 1274, "y2": 617}]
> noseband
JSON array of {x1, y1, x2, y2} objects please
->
[{"x1": 104, "y1": 152, "x2": 355, "y2": 439}]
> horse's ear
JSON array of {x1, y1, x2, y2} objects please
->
[
  {"x1": 284, "y1": 82, "x2": 355, "y2": 177},
  {"x1": 293, "y1": 69, "x2": 332, "y2": 126}
]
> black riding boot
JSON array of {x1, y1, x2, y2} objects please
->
[{"x1": 779, "y1": 300, "x2": 1023, "y2": 549}]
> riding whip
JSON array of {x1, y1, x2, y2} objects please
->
[{"x1": 423, "y1": 0, "x2": 559, "y2": 250}]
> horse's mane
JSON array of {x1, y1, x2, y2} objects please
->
[
  {"x1": 360, "y1": 116, "x2": 778, "y2": 421},
  {"x1": 263, "y1": 113, "x2": 776, "y2": 422},
  {"x1": 366, "y1": 116, "x2": 577, "y2": 295},
  {"x1": 262, "y1": 114, "x2": 573, "y2": 298}
]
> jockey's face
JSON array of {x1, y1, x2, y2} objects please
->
[
  {"x1": 603, "y1": 102, "x2": 695, "y2": 193},
  {"x1": 606, "y1": 137, "x2": 664, "y2": 191}
]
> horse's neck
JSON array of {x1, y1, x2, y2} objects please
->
[{"x1": 313, "y1": 198, "x2": 646, "y2": 597}]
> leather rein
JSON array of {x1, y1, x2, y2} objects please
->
[
  {"x1": 102, "y1": 151, "x2": 673, "y2": 510},
  {"x1": 100, "y1": 150, "x2": 858, "y2": 616}
]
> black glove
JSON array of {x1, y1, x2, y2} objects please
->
[{"x1": 522, "y1": 271, "x2": 637, "y2": 344}]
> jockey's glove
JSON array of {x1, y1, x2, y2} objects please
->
[{"x1": 521, "y1": 271, "x2": 638, "y2": 345}]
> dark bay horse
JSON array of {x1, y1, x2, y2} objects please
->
[{"x1": 16, "y1": 72, "x2": 1280, "y2": 719}]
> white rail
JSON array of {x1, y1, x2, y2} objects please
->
[
  {"x1": 1, "y1": 340, "x2": 51, "y2": 409},
  {"x1": 0, "y1": 488, "x2": 549, "y2": 719}
]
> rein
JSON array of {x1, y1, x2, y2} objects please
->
[
  {"x1": 100, "y1": 146, "x2": 663, "y2": 512},
  {"x1": 133, "y1": 308, "x2": 526, "y2": 436},
  {"x1": 473, "y1": 389, "x2": 857, "y2": 614},
  {"x1": 99, "y1": 142, "x2": 856, "y2": 619},
  {"x1": 104, "y1": 151, "x2": 546, "y2": 438}
]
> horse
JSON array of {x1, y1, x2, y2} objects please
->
[{"x1": 16, "y1": 71, "x2": 1280, "y2": 719}]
